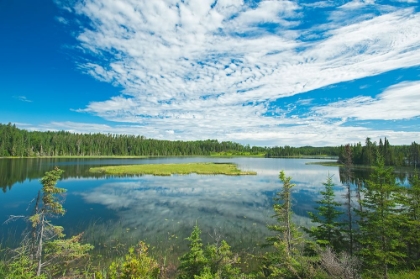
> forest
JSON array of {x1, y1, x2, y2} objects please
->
[{"x1": 1, "y1": 123, "x2": 419, "y2": 168}]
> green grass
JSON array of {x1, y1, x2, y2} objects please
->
[
  {"x1": 89, "y1": 162, "x2": 257, "y2": 176},
  {"x1": 387, "y1": 270, "x2": 420, "y2": 279},
  {"x1": 209, "y1": 152, "x2": 266, "y2": 157}
]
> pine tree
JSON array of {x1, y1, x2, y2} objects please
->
[{"x1": 305, "y1": 175, "x2": 344, "y2": 252}]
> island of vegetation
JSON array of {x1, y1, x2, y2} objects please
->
[{"x1": 89, "y1": 162, "x2": 257, "y2": 176}]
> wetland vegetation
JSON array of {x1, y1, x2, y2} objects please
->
[{"x1": 89, "y1": 162, "x2": 257, "y2": 176}]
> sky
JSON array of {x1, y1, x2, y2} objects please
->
[{"x1": 1, "y1": 0, "x2": 420, "y2": 147}]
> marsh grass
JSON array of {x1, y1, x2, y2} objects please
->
[{"x1": 89, "y1": 162, "x2": 257, "y2": 176}]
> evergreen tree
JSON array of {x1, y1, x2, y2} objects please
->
[
  {"x1": 29, "y1": 167, "x2": 93, "y2": 277},
  {"x1": 342, "y1": 144, "x2": 354, "y2": 256},
  {"x1": 178, "y1": 226, "x2": 242, "y2": 279},
  {"x1": 203, "y1": 240, "x2": 241, "y2": 279},
  {"x1": 399, "y1": 172, "x2": 420, "y2": 268},
  {"x1": 305, "y1": 175, "x2": 344, "y2": 253},
  {"x1": 356, "y1": 155, "x2": 405, "y2": 279},
  {"x1": 178, "y1": 225, "x2": 207, "y2": 279},
  {"x1": 263, "y1": 171, "x2": 314, "y2": 279}
]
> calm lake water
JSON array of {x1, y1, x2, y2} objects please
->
[{"x1": 0, "y1": 157, "x2": 401, "y2": 253}]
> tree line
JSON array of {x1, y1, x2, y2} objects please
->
[
  {"x1": 1, "y1": 122, "x2": 419, "y2": 168},
  {"x1": 0, "y1": 123, "x2": 265, "y2": 157}
]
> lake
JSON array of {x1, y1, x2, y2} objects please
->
[{"x1": 0, "y1": 157, "x2": 402, "y2": 255}]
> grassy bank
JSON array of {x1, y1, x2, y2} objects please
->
[
  {"x1": 209, "y1": 151, "x2": 266, "y2": 157},
  {"x1": 89, "y1": 162, "x2": 257, "y2": 176}
]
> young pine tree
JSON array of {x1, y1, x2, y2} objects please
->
[
  {"x1": 178, "y1": 225, "x2": 242, "y2": 279},
  {"x1": 177, "y1": 225, "x2": 208, "y2": 279},
  {"x1": 305, "y1": 175, "x2": 345, "y2": 253},
  {"x1": 263, "y1": 171, "x2": 313, "y2": 279}
]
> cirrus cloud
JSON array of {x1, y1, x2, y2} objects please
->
[{"x1": 53, "y1": 0, "x2": 420, "y2": 146}]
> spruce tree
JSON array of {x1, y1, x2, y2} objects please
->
[
  {"x1": 178, "y1": 225, "x2": 207, "y2": 279},
  {"x1": 356, "y1": 155, "x2": 405, "y2": 279},
  {"x1": 29, "y1": 167, "x2": 93, "y2": 277},
  {"x1": 305, "y1": 175, "x2": 344, "y2": 252},
  {"x1": 399, "y1": 172, "x2": 420, "y2": 268},
  {"x1": 263, "y1": 171, "x2": 311, "y2": 279}
]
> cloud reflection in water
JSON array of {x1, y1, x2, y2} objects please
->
[{"x1": 79, "y1": 159, "x2": 343, "y2": 246}]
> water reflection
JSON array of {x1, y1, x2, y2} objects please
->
[{"x1": 1, "y1": 158, "x2": 411, "y2": 250}]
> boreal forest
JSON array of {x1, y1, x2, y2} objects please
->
[{"x1": 1, "y1": 123, "x2": 419, "y2": 168}]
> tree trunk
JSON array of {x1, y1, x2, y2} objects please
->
[{"x1": 36, "y1": 214, "x2": 45, "y2": 276}]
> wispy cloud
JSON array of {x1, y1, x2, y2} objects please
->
[
  {"x1": 313, "y1": 81, "x2": 420, "y2": 121},
  {"x1": 13, "y1": 96, "x2": 32, "y2": 103},
  {"x1": 52, "y1": 0, "x2": 420, "y2": 145}
]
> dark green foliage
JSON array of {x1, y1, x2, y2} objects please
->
[
  {"x1": 177, "y1": 225, "x2": 242, "y2": 279},
  {"x1": 2, "y1": 123, "x2": 419, "y2": 169},
  {"x1": 266, "y1": 145, "x2": 341, "y2": 158},
  {"x1": 338, "y1": 137, "x2": 413, "y2": 167},
  {"x1": 203, "y1": 240, "x2": 241, "y2": 279},
  {"x1": 340, "y1": 144, "x2": 355, "y2": 256},
  {"x1": 305, "y1": 175, "x2": 344, "y2": 252},
  {"x1": 263, "y1": 171, "x2": 320, "y2": 279},
  {"x1": 178, "y1": 225, "x2": 208, "y2": 279},
  {"x1": 0, "y1": 123, "x2": 266, "y2": 157},
  {"x1": 398, "y1": 172, "x2": 420, "y2": 268},
  {"x1": 356, "y1": 155, "x2": 405, "y2": 279}
]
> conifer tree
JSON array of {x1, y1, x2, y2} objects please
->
[
  {"x1": 305, "y1": 175, "x2": 344, "y2": 252},
  {"x1": 178, "y1": 225, "x2": 207, "y2": 279},
  {"x1": 399, "y1": 172, "x2": 420, "y2": 268},
  {"x1": 178, "y1": 225, "x2": 242, "y2": 279},
  {"x1": 341, "y1": 144, "x2": 354, "y2": 256},
  {"x1": 356, "y1": 155, "x2": 405, "y2": 279},
  {"x1": 29, "y1": 167, "x2": 92, "y2": 277},
  {"x1": 263, "y1": 171, "x2": 312, "y2": 279},
  {"x1": 203, "y1": 240, "x2": 241, "y2": 278},
  {"x1": 266, "y1": 171, "x2": 297, "y2": 256}
]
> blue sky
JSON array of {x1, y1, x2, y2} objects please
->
[{"x1": 1, "y1": 0, "x2": 420, "y2": 147}]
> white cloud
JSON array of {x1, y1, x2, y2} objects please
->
[
  {"x1": 392, "y1": 0, "x2": 417, "y2": 3},
  {"x1": 13, "y1": 96, "x2": 32, "y2": 103},
  {"x1": 55, "y1": 0, "x2": 420, "y2": 145},
  {"x1": 313, "y1": 81, "x2": 420, "y2": 120}
]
